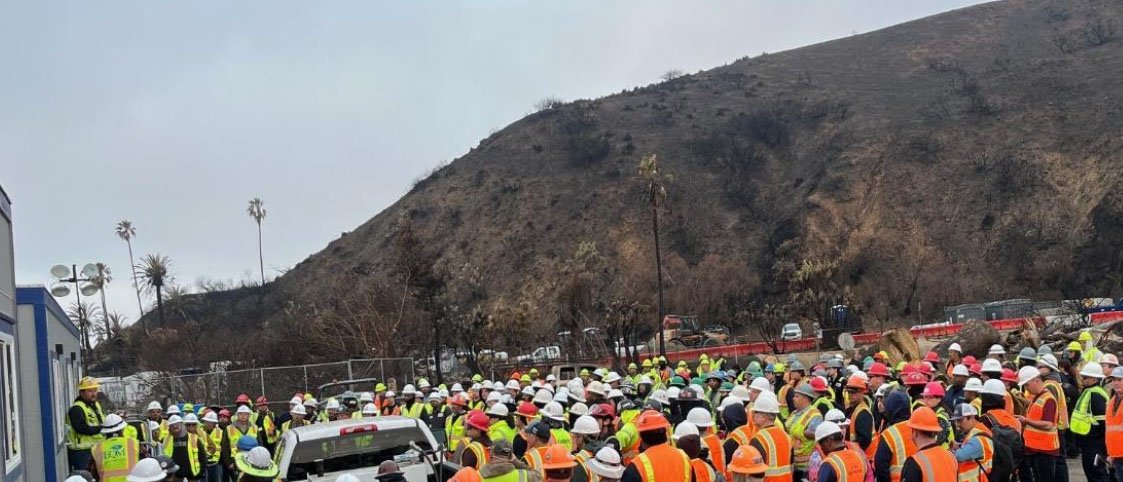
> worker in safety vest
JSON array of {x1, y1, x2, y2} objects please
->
[
  {"x1": 747, "y1": 390, "x2": 793, "y2": 482},
  {"x1": 281, "y1": 403, "x2": 310, "y2": 433},
  {"x1": 522, "y1": 421, "x2": 557, "y2": 476},
  {"x1": 67, "y1": 377, "x2": 106, "y2": 472},
  {"x1": 235, "y1": 446, "x2": 282, "y2": 482},
  {"x1": 487, "y1": 403, "x2": 518, "y2": 445},
  {"x1": 144, "y1": 401, "x2": 169, "y2": 443},
  {"x1": 225, "y1": 405, "x2": 259, "y2": 464},
  {"x1": 721, "y1": 386, "x2": 753, "y2": 462},
  {"x1": 1015, "y1": 365, "x2": 1064, "y2": 482},
  {"x1": 727, "y1": 445, "x2": 769, "y2": 482},
  {"x1": 945, "y1": 344, "x2": 964, "y2": 379},
  {"x1": 1072, "y1": 363, "x2": 1110, "y2": 482},
  {"x1": 778, "y1": 361, "x2": 806, "y2": 421},
  {"x1": 474, "y1": 439, "x2": 537, "y2": 482},
  {"x1": 447, "y1": 393, "x2": 471, "y2": 454},
  {"x1": 162, "y1": 414, "x2": 206, "y2": 481},
  {"x1": 949, "y1": 403, "x2": 993, "y2": 482},
  {"x1": 90, "y1": 414, "x2": 140, "y2": 482},
  {"x1": 685, "y1": 407, "x2": 727, "y2": 479},
  {"x1": 917, "y1": 383, "x2": 953, "y2": 448},
  {"x1": 787, "y1": 383, "x2": 822, "y2": 481},
  {"x1": 199, "y1": 410, "x2": 225, "y2": 482},
  {"x1": 620, "y1": 410, "x2": 691, "y2": 482},
  {"x1": 457, "y1": 410, "x2": 494, "y2": 471},
  {"x1": 873, "y1": 391, "x2": 916, "y2": 482},
  {"x1": 899, "y1": 407, "x2": 956, "y2": 482},
  {"x1": 815, "y1": 420, "x2": 868, "y2": 482},
  {"x1": 844, "y1": 374, "x2": 875, "y2": 453},
  {"x1": 401, "y1": 384, "x2": 425, "y2": 418},
  {"x1": 673, "y1": 422, "x2": 718, "y2": 482},
  {"x1": 1078, "y1": 331, "x2": 1102, "y2": 363},
  {"x1": 251, "y1": 396, "x2": 278, "y2": 451},
  {"x1": 1105, "y1": 366, "x2": 1123, "y2": 479},
  {"x1": 582, "y1": 446, "x2": 626, "y2": 482}
]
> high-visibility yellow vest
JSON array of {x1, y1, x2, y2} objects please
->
[
  {"x1": 226, "y1": 424, "x2": 258, "y2": 458},
  {"x1": 67, "y1": 400, "x2": 106, "y2": 450},
  {"x1": 489, "y1": 421, "x2": 516, "y2": 444},
  {"x1": 91, "y1": 436, "x2": 139, "y2": 482},
  {"x1": 162, "y1": 433, "x2": 202, "y2": 476},
  {"x1": 787, "y1": 407, "x2": 821, "y2": 469},
  {"x1": 447, "y1": 414, "x2": 466, "y2": 452},
  {"x1": 1044, "y1": 379, "x2": 1069, "y2": 430},
  {"x1": 203, "y1": 427, "x2": 223, "y2": 464},
  {"x1": 402, "y1": 402, "x2": 425, "y2": 419},
  {"x1": 550, "y1": 428, "x2": 573, "y2": 451},
  {"x1": 253, "y1": 412, "x2": 280, "y2": 444}
]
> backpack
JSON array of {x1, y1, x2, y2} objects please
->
[{"x1": 981, "y1": 414, "x2": 1022, "y2": 482}]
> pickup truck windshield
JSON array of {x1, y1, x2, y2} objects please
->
[{"x1": 283, "y1": 427, "x2": 434, "y2": 480}]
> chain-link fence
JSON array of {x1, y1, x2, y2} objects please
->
[{"x1": 97, "y1": 358, "x2": 415, "y2": 414}]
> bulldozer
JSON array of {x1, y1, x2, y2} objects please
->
[{"x1": 649, "y1": 315, "x2": 728, "y2": 352}]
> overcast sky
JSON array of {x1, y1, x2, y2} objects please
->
[{"x1": 1, "y1": 0, "x2": 987, "y2": 327}]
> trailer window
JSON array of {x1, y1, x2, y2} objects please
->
[{"x1": 0, "y1": 334, "x2": 20, "y2": 472}]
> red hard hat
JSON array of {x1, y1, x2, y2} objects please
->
[
  {"x1": 589, "y1": 402, "x2": 616, "y2": 419},
  {"x1": 924, "y1": 351, "x2": 940, "y2": 363},
  {"x1": 218, "y1": 409, "x2": 231, "y2": 418},
  {"x1": 868, "y1": 362, "x2": 890, "y2": 377},
  {"x1": 515, "y1": 402, "x2": 538, "y2": 418},
  {"x1": 255, "y1": 396, "x2": 268, "y2": 406},
  {"x1": 465, "y1": 410, "x2": 491, "y2": 431},
  {"x1": 916, "y1": 363, "x2": 933, "y2": 376},
  {"x1": 962, "y1": 355, "x2": 977, "y2": 366},
  {"x1": 969, "y1": 363, "x2": 983, "y2": 376},
  {"x1": 449, "y1": 394, "x2": 469, "y2": 408},
  {"x1": 1001, "y1": 368, "x2": 1018, "y2": 383},
  {"x1": 900, "y1": 364, "x2": 916, "y2": 376},
  {"x1": 235, "y1": 394, "x2": 251, "y2": 404},
  {"x1": 904, "y1": 372, "x2": 928, "y2": 386},
  {"x1": 921, "y1": 382, "x2": 945, "y2": 398},
  {"x1": 809, "y1": 376, "x2": 829, "y2": 392}
]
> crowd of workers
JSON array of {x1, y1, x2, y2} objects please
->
[{"x1": 64, "y1": 329, "x2": 1123, "y2": 482}]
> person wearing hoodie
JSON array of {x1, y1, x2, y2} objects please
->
[
  {"x1": 481, "y1": 440, "x2": 542, "y2": 482},
  {"x1": 721, "y1": 395, "x2": 750, "y2": 464},
  {"x1": 873, "y1": 391, "x2": 914, "y2": 482}
]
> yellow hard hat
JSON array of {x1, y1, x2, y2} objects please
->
[
  {"x1": 642, "y1": 359, "x2": 652, "y2": 368},
  {"x1": 699, "y1": 354, "x2": 709, "y2": 361},
  {"x1": 1067, "y1": 341, "x2": 1083, "y2": 352},
  {"x1": 1079, "y1": 331, "x2": 1093, "y2": 342},
  {"x1": 78, "y1": 376, "x2": 100, "y2": 391},
  {"x1": 375, "y1": 383, "x2": 387, "y2": 392}
]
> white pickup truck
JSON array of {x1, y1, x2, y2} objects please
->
[{"x1": 274, "y1": 416, "x2": 461, "y2": 481}]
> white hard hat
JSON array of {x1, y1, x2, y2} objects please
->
[
  {"x1": 949, "y1": 343, "x2": 962, "y2": 353},
  {"x1": 852, "y1": 370, "x2": 869, "y2": 381},
  {"x1": 588, "y1": 447, "x2": 625, "y2": 479},
  {"x1": 493, "y1": 381, "x2": 505, "y2": 391},
  {"x1": 451, "y1": 383, "x2": 463, "y2": 393},
  {"x1": 638, "y1": 375, "x2": 653, "y2": 386},
  {"x1": 964, "y1": 378, "x2": 983, "y2": 392},
  {"x1": 487, "y1": 391, "x2": 503, "y2": 403},
  {"x1": 362, "y1": 403, "x2": 377, "y2": 415},
  {"x1": 183, "y1": 413, "x2": 199, "y2": 425},
  {"x1": 1111, "y1": 366, "x2": 1123, "y2": 379},
  {"x1": 606, "y1": 389, "x2": 624, "y2": 400},
  {"x1": 728, "y1": 385, "x2": 751, "y2": 403},
  {"x1": 303, "y1": 397, "x2": 318, "y2": 406},
  {"x1": 824, "y1": 409, "x2": 848, "y2": 425},
  {"x1": 673, "y1": 421, "x2": 699, "y2": 441},
  {"x1": 326, "y1": 399, "x2": 341, "y2": 410},
  {"x1": 242, "y1": 447, "x2": 274, "y2": 475},
  {"x1": 1080, "y1": 362, "x2": 1105, "y2": 379},
  {"x1": 335, "y1": 475, "x2": 361, "y2": 482},
  {"x1": 127, "y1": 457, "x2": 169, "y2": 482},
  {"x1": 166, "y1": 405, "x2": 181, "y2": 415},
  {"x1": 572, "y1": 415, "x2": 601, "y2": 435},
  {"x1": 147, "y1": 401, "x2": 162, "y2": 412},
  {"x1": 290, "y1": 396, "x2": 303, "y2": 406},
  {"x1": 751, "y1": 391, "x2": 780, "y2": 414},
  {"x1": 952, "y1": 364, "x2": 970, "y2": 377},
  {"x1": 749, "y1": 377, "x2": 772, "y2": 393},
  {"x1": 1037, "y1": 354, "x2": 1059, "y2": 371},
  {"x1": 988, "y1": 344, "x2": 1006, "y2": 355},
  {"x1": 546, "y1": 374, "x2": 557, "y2": 382},
  {"x1": 980, "y1": 379, "x2": 1007, "y2": 396},
  {"x1": 586, "y1": 381, "x2": 607, "y2": 396},
  {"x1": 543, "y1": 402, "x2": 566, "y2": 421},
  {"x1": 532, "y1": 380, "x2": 544, "y2": 389},
  {"x1": 102, "y1": 413, "x2": 127, "y2": 434},
  {"x1": 506, "y1": 380, "x2": 521, "y2": 390},
  {"x1": 428, "y1": 392, "x2": 441, "y2": 401},
  {"x1": 439, "y1": 388, "x2": 449, "y2": 398},
  {"x1": 147, "y1": 420, "x2": 160, "y2": 432},
  {"x1": 1102, "y1": 353, "x2": 1119, "y2": 366},
  {"x1": 521, "y1": 386, "x2": 536, "y2": 397},
  {"x1": 291, "y1": 404, "x2": 307, "y2": 416},
  {"x1": 384, "y1": 391, "x2": 395, "y2": 398},
  {"x1": 201, "y1": 411, "x2": 219, "y2": 424},
  {"x1": 649, "y1": 390, "x2": 669, "y2": 406},
  {"x1": 981, "y1": 359, "x2": 1003, "y2": 374},
  {"x1": 487, "y1": 403, "x2": 509, "y2": 417},
  {"x1": 418, "y1": 379, "x2": 431, "y2": 389},
  {"x1": 359, "y1": 392, "x2": 374, "y2": 403},
  {"x1": 686, "y1": 407, "x2": 714, "y2": 427},
  {"x1": 470, "y1": 383, "x2": 482, "y2": 391},
  {"x1": 552, "y1": 391, "x2": 569, "y2": 404},
  {"x1": 603, "y1": 372, "x2": 622, "y2": 384},
  {"x1": 593, "y1": 368, "x2": 607, "y2": 378},
  {"x1": 814, "y1": 421, "x2": 842, "y2": 442},
  {"x1": 64, "y1": 477, "x2": 91, "y2": 482},
  {"x1": 533, "y1": 390, "x2": 554, "y2": 405},
  {"x1": 167, "y1": 415, "x2": 183, "y2": 425},
  {"x1": 1017, "y1": 366, "x2": 1040, "y2": 387},
  {"x1": 570, "y1": 402, "x2": 589, "y2": 417},
  {"x1": 402, "y1": 384, "x2": 417, "y2": 396},
  {"x1": 666, "y1": 387, "x2": 682, "y2": 399},
  {"x1": 236, "y1": 405, "x2": 252, "y2": 415}
]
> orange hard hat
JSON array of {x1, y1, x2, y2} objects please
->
[
  {"x1": 908, "y1": 407, "x2": 942, "y2": 433},
  {"x1": 728, "y1": 445, "x2": 768, "y2": 475},
  {"x1": 633, "y1": 410, "x2": 671, "y2": 432},
  {"x1": 449, "y1": 394, "x2": 469, "y2": 407},
  {"x1": 845, "y1": 375, "x2": 867, "y2": 391},
  {"x1": 541, "y1": 444, "x2": 577, "y2": 470},
  {"x1": 510, "y1": 372, "x2": 521, "y2": 381}
]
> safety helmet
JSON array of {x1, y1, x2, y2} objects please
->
[
  {"x1": 788, "y1": 360, "x2": 805, "y2": 372},
  {"x1": 923, "y1": 351, "x2": 940, "y2": 363},
  {"x1": 233, "y1": 393, "x2": 250, "y2": 404},
  {"x1": 809, "y1": 376, "x2": 830, "y2": 392},
  {"x1": 1017, "y1": 366, "x2": 1040, "y2": 387},
  {"x1": 1112, "y1": 366, "x2": 1123, "y2": 379},
  {"x1": 948, "y1": 343, "x2": 962, "y2": 353},
  {"x1": 921, "y1": 382, "x2": 945, "y2": 398},
  {"x1": 1102, "y1": 354, "x2": 1119, "y2": 366},
  {"x1": 606, "y1": 389, "x2": 624, "y2": 401},
  {"x1": 126, "y1": 458, "x2": 169, "y2": 482},
  {"x1": 1080, "y1": 362, "x2": 1105, "y2": 379},
  {"x1": 1018, "y1": 347, "x2": 1037, "y2": 362},
  {"x1": 362, "y1": 403, "x2": 376, "y2": 415},
  {"x1": 845, "y1": 375, "x2": 867, "y2": 391},
  {"x1": 981, "y1": 359, "x2": 1003, "y2": 374},
  {"x1": 867, "y1": 362, "x2": 890, "y2": 377},
  {"x1": 980, "y1": 379, "x2": 1007, "y2": 396},
  {"x1": 449, "y1": 394, "x2": 469, "y2": 407},
  {"x1": 236, "y1": 434, "x2": 258, "y2": 452},
  {"x1": 1067, "y1": 341, "x2": 1083, "y2": 352},
  {"x1": 236, "y1": 446, "x2": 279, "y2": 479},
  {"x1": 464, "y1": 410, "x2": 490, "y2": 431},
  {"x1": 668, "y1": 376, "x2": 686, "y2": 388},
  {"x1": 569, "y1": 402, "x2": 589, "y2": 417},
  {"x1": 255, "y1": 396, "x2": 268, "y2": 407},
  {"x1": 627, "y1": 362, "x2": 638, "y2": 370},
  {"x1": 102, "y1": 414, "x2": 127, "y2": 434},
  {"x1": 166, "y1": 405, "x2": 181, "y2": 416},
  {"x1": 638, "y1": 375, "x2": 653, "y2": 386},
  {"x1": 515, "y1": 402, "x2": 539, "y2": 419},
  {"x1": 686, "y1": 407, "x2": 714, "y2": 427},
  {"x1": 988, "y1": 344, "x2": 1006, "y2": 356},
  {"x1": 418, "y1": 379, "x2": 431, "y2": 389},
  {"x1": 774, "y1": 362, "x2": 786, "y2": 373},
  {"x1": 908, "y1": 407, "x2": 942, "y2": 433},
  {"x1": 728, "y1": 445, "x2": 768, "y2": 475},
  {"x1": 824, "y1": 409, "x2": 847, "y2": 425},
  {"x1": 642, "y1": 359, "x2": 653, "y2": 368},
  {"x1": 218, "y1": 409, "x2": 231, "y2": 418},
  {"x1": 572, "y1": 415, "x2": 600, "y2": 435},
  {"x1": 542, "y1": 402, "x2": 566, "y2": 422},
  {"x1": 1001, "y1": 368, "x2": 1018, "y2": 384},
  {"x1": 402, "y1": 384, "x2": 417, "y2": 396},
  {"x1": 78, "y1": 376, "x2": 100, "y2": 391},
  {"x1": 815, "y1": 421, "x2": 842, "y2": 442},
  {"x1": 291, "y1": 404, "x2": 307, "y2": 416},
  {"x1": 359, "y1": 392, "x2": 374, "y2": 403},
  {"x1": 183, "y1": 413, "x2": 199, "y2": 425},
  {"x1": 633, "y1": 410, "x2": 671, "y2": 432},
  {"x1": 235, "y1": 405, "x2": 252, "y2": 415},
  {"x1": 672, "y1": 421, "x2": 699, "y2": 441},
  {"x1": 964, "y1": 378, "x2": 983, "y2": 392},
  {"x1": 951, "y1": 364, "x2": 970, "y2": 377},
  {"x1": 334, "y1": 475, "x2": 361, "y2": 482},
  {"x1": 750, "y1": 377, "x2": 772, "y2": 393},
  {"x1": 1037, "y1": 354, "x2": 1059, "y2": 371},
  {"x1": 375, "y1": 383, "x2": 387, "y2": 392},
  {"x1": 1079, "y1": 331, "x2": 1093, "y2": 342},
  {"x1": 752, "y1": 391, "x2": 781, "y2": 414},
  {"x1": 793, "y1": 383, "x2": 817, "y2": 399},
  {"x1": 303, "y1": 397, "x2": 318, "y2": 407},
  {"x1": 146, "y1": 401, "x2": 162, "y2": 412},
  {"x1": 541, "y1": 444, "x2": 577, "y2": 470},
  {"x1": 201, "y1": 411, "x2": 219, "y2": 424},
  {"x1": 586, "y1": 381, "x2": 607, "y2": 396},
  {"x1": 588, "y1": 447, "x2": 625, "y2": 479},
  {"x1": 533, "y1": 389, "x2": 554, "y2": 406},
  {"x1": 505, "y1": 380, "x2": 521, "y2": 391}
]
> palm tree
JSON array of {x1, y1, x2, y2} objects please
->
[
  {"x1": 638, "y1": 154, "x2": 673, "y2": 357},
  {"x1": 246, "y1": 198, "x2": 267, "y2": 288},
  {"x1": 66, "y1": 301, "x2": 101, "y2": 354},
  {"x1": 115, "y1": 220, "x2": 145, "y2": 323},
  {"x1": 135, "y1": 254, "x2": 172, "y2": 328},
  {"x1": 89, "y1": 263, "x2": 112, "y2": 340}
]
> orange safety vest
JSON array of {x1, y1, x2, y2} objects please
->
[
  {"x1": 523, "y1": 445, "x2": 550, "y2": 475},
  {"x1": 1003, "y1": 391, "x2": 1015, "y2": 414},
  {"x1": 752, "y1": 425, "x2": 794, "y2": 482},
  {"x1": 1108, "y1": 395, "x2": 1123, "y2": 458},
  {"x1": 631, "y1": 444, "x2": 691, "y2": 482},
  {"x1": 701, "y1": 432, "x2": 727, "y2": 478},
  {"x1": 957, "y1": 425, "x2": 994, "y2": 482},
  {"x1": 726, "y1": 424, "x2": 753, "y2": 447},
  {"x1": 985, "y1": 409, "x2": 1022, "y2": 433},
  {"x1": 909, "y1": 445, "x2": 957, "y2": 482},
  {"x1": 1023, "y1": 389, "x2": 1060, "y2": 452},
  {"x1": 691, "y1": 458, "x2": 716, "y2": 482},
  {"x1": 1043, "y1": 379, "x2": 1069, "y2": 429},
  {"x1": 880, "y1": 422, "x2": 918, "y2": 482},
  {"x1": 850, "y1": 402, "x2": 873, "y2": 451},
  {"x1": 824, "y1": 448, "x2": 868, "y2": 482},
  {"x1": 460, "y1": 440, "x2": 490, "y2": 470},
  {"x1": 449, "y1": 467, "x2": 482, "y2": 482}
]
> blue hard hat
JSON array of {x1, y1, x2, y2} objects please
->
[{"x1": 237, "y1": 435, "x2": 259, "y2": 452}]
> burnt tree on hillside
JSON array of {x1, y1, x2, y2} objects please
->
[
  {"x1": 393, "y1": 219, "x2": 448, "y2": 383},
  {"x1": 639, "y1": 154, "x2": 673, "y2": 357}
]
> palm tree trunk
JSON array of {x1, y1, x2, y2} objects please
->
[
  {"x1": 257, "y1": 222, "x2": 265, "y2": 287},
  {"x1": 98, "y1": 288, "x2": 110, "y2": 344},
  {"x1": 127, "y1": 239, "x2": 146, "y2": 333},
  {"x1": 155, "y1": 284, "x2": 165, "y2": 328},
  {"x1": 652, "y1": 203, "x2": 666, "y2": 357}
]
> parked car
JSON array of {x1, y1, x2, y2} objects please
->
[
  {"x1": 780, "y1": 323, "x2": 803, "y2": 341},
  {"x1": 516, "y1": 345, "x2": 561, "y2": 364},
  {"x1": 274, "y1": 416, "x2": 459, "y2": 481}
]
